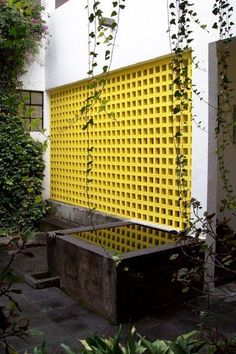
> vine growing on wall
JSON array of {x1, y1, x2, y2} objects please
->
[
  {"x1": 212, "y1": 0, "x2": 236, "y2": 212},
  {"x1": 168, "y1": 0, "x2": 197, "y2": 227},
  {"x1": 82, "y1": 0, "x2": 125, "y2": 235},
  {"x1": 167, "y1": 0, "x2": 236, "y2": 293},
  {"x1": 81, "y1": 0, "x2": 236, "y2": 234},
  {"x1": 168, "y1": 0, "x2": 235, "y2": 229},
  {"x1": 69, "y1": 0, "x2": 126, "y2": 261}
]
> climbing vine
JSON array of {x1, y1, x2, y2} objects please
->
[
  {"x1": 168, "y1": 0, "x2": 196, "y2": 227},
  {"x1": 81, "y1": 0, "x2": 236, "y2": 234},
  {"x1": 212, "y1": 0, "x2": 236, "y2": 211},
  {"x1": 82, "y1": 0, "x2": 125, "y2": 233},
  {"x1": 168, "y1": 0, "x2": 235, "y2": 228},
  {"x1": 167, "y1": 0, "x2": 236, "y2": 294}
]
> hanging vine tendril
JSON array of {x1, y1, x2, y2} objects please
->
[
  {"x1": 168, "y1": 0, "x2": 235, "y2": 227},
  {"x1": 81, "y1": 0, "x2": 125, "y2": 261},
  {"x1": 168, "y1": 0, "x2": 195, "y2": 227},
  {"x1": 212, "y1": 0, "x2": 236, "y2": 212}
]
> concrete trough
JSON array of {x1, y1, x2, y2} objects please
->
[
  {"x1": 25, "y1": 271, "x2": 60, "y2": 289},
  {"x1": 47, "y1": 221, "x2": 204, "y2": 324}
]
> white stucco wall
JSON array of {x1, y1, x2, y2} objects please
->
[
  {"x1": 21, "y1": 0, "x2": 51, "y2": 91},
  {"x1": 19, "y1": 0, "x2": 52, "y2": 199},
  {"x1": 21, "y1": 51, "x2": 45, "y2": 91},
  {"x1": 216, "y1": 40, "x2": 236, "y2": 228}
]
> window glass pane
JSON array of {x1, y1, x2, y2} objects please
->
[
  {"x1": 20, "y1": 90, "x2": 43, "y2": 132},
  {"x1": 22, "y1": 119, "x2": 31, "y2": 132},
  {"x1": 31, "y1": 106, "x2": 43, "y2": 119},
  {"x1": 21, "y1": 91, "x2": 30, "y2": 104},
  {"x1": 31, "y1": 92, "x2": 43, "y2": 105},
  {"x1": 31, "y1": 118, "x2": 43, "y2": 131}
]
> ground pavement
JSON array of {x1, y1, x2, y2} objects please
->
[{"x1": 1, "y1": 233, "x2": 236, "y2": 353}]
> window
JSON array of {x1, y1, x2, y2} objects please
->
[
  {"x1": 20, "y1": 90, "x2": 43, "y2": 131},
  {"x1": 55, "y1": 0, "x2": 69, "y2": 8}
]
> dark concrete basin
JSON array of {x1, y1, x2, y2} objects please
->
[{"x1": 47, "y1": 221, "x2": 204, "y2": 323}]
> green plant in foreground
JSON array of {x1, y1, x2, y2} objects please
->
[{"x1": 77, "y1": 326, "x2": 205, "y2": 354}]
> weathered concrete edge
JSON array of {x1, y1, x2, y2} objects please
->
[{"x1": 46, "y1": 200, "x2": 125, "y2": 226}]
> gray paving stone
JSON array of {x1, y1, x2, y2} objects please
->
[{"x1": 1, "y1": 243, "x2": 236, "y2": 353}]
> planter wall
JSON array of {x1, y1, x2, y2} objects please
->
[{"x1": 47, "y1": 222, "x2": 204, "y2": 324}]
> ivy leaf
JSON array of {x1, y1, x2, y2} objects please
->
[
  {"x1": 89, "y1": 31, "x2": 95, "y2": 38},
  {"x1": 182, "y1": 287, "x2": 189, "y2": 293},
  {"x1": 61, "y1": 344, "x2": 76, "y2": 354},
  {"x1": 105, "y1": 50, "x2": 110, "y2": 59},
  {"x1": 170, "y1": 253, "x2": 179, "y2": 261},
  {"x1": 174, "y1": 90, "x2": 182, "y2": 98},
  {"x1": 174, "y1": 131, "x2": 182, "y2": 138},
  {"x1": 173, "y1": 107, "x2": 181, "y2": 114},
  {"x1": 93, "y1": 1, "x2": 100, "y2": 9},
  {"x1": 89, "y1": 13, "x2": 95, "y2": 22},
  {"x1": 212, "y1": 7, "x2": 219, "y2": 15},
  {"x1": 95, "y1": 9, "x2": 103, "y2": 17},
  {"x1": 33, "y1": 342, "x2": 47, "y2": 354}
]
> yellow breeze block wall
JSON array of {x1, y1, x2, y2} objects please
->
[
  {"x1": 50, "y1": 55, "x2": 192, "y2": 229},
  {"x1": 73, "y1": 224, "x2": 177, "y2": 253}
]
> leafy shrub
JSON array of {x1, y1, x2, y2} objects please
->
[
  {"x1": 0, "y1": 112, "x2": 46, "y2": 234},
  {"x1": 77, "y1": 326, "x2": 205, "y2": 354},
  {"x1": 0, "y1": 0, "x2": 47, "y2": 235},
  {"x1": 0, "y1": 0, "x2": 47, "y2": 102}
]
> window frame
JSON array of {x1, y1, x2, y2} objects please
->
[{"x1": 21, "y1": 90, "x2": 44, "y2": 132}]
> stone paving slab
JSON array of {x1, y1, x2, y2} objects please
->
[{"x1": 1, "y1": 237, "x2": 236, "y2": 353}]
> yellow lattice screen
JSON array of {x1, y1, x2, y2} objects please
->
[
  {"x1": 50, "y1": 55, "x2": 192, "y2": 229},
  {"x1": 73, "y1": 224, "x2": 177, "y2": 253}
]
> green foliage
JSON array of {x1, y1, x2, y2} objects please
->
[
  {"x1": 0, "y1": 0, "x2": 47, "y2": 112},
  {"x1": 79, "y1": 326, "x2": 145, "y2": 354},
  {"x1": 0, "y1": 1, "x2": 47, "y2": 350},
  {"x1": 33, "y1": 342, "x2": 48, "y2": 354},
  {"x1": 0, "y1": 0, "x2": 47, "y2": 236},
  {"x1": 0, "y1": 112, "x2": 46, "y2": 234},
  {"x1": 78, "y1": 327, "x2": 205, "y2": 354},
  {"x1": 140, "y1": 330, "x2": 205, "y2": 354}
]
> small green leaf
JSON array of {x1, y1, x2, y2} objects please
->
[
  {"x1": 182, "y1": 287, "x2": 190, "y2": 293},
  {"x1": 170, "y1": 253, "x2": 179, "y2": 260},
  {"x1": 89, "y1": 13, "x2": 95, "y2": 22},
  {"x1": 61, "y1": 343, "x2": 76, "y2": 354}
]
